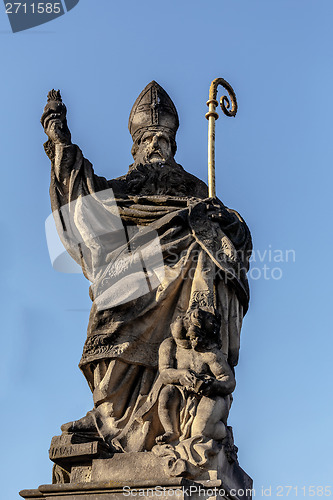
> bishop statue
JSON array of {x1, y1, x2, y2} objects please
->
[{"x1": 40, "y1": 81, "x2": 252, "y2": 482}]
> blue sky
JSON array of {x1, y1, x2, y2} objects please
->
[{"x1": 1, "y1": 1, "x2": 332, "y2": 498}]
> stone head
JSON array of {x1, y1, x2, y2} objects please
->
[
  {"x1": 128, "y1": 81, "x2": 179, "y2": 165},
  {"x1": 183, "y1": 308, "x2": 221, "y2": 349},
  {"x1": 131, "y1": 129, "x2": 176, "y2": 165}
]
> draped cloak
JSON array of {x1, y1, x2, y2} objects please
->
[{"x1": 49, "y1": 144, "x2": 252, "y2": 450}]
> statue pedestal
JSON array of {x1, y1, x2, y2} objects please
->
[{"x1": 19, "y1": 449, "x2": 253, "y2": 500}]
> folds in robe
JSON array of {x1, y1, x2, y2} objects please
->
[{"x1": 49, "y1": 145, "x2": 252, "y2": 383}]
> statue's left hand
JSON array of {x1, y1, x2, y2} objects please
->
[
  {"x1": 205, "y1": 198, "x2": 231, "y2": 225},
  {"x1": 196, "y1": 375, "x2": 215, "y2": 396}
]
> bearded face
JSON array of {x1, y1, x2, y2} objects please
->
[
  {"x1": 126, "y1": 129, "x2": 195, "y2": 197},
  {"x1": 132, "y1": 131, "x2": 174, "y2": 165}
]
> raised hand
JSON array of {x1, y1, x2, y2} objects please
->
[{"x1": 41, "y1": 89, "x2": 71, "y2": 145}]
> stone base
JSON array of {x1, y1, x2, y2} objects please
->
[
  {"x1": 20, "y1": 450, "x2": 253, "y2": 500},
  {"x1": 20, "y1": 478, "x2": 253, "y2": 500},
  {"x1": 20, "y1": 433, "x2": 252, "y2": 499}
]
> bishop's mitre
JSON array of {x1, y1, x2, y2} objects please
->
[{"x1": 128, "y1": 81, "x2": 179, "y2": 142}]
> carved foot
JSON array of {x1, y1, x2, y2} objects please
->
[
  {"x1": 61, "y1": 410, "x2": 97, "y2": 434},
  {"x1": 155, "y1": 432, "x2": 180, "y2": 444}
]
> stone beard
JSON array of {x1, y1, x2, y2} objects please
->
[{"x1": 41, "y1": 82, "x2": 252, "y2": 478}]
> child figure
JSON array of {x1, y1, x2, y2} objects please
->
[{"x1": 156, "y1": 308, "x2": 236, "y2": 444}]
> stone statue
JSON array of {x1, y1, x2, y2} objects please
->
[
  {"x1": 157, "y1": 309, "x2": 235, "y2": 444},
  {"x1": 40, "y1": 81, "x2": 252, "y2": 482}
]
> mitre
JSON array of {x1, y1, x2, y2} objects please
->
[{"x1": 128, "y1": 81, "x2": 179, "y2": 142}]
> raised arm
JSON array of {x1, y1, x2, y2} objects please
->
[
  {"x1": 41, "y1": 89, "x2": 77, "y2": 183},
  {"x1": 41, "y1": 90, "x2": 112, "y2": 280},
  {"x1": 41, "y1": 90, "x2": 110, "y2": 195}
]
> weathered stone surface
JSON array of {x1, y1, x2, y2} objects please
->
[
  {"x1": 20, "y1": 448, "x2": 253, "y2": 499},
  {"x1": 39, "y1": 83, "x2": 251, "y2": 470},
  {"x1": 20, "y1": 81, "x2": 253, "y2": 497},
  {"x1": 50, "y1": 438, "x2": 106, "y2": 463},
  {"x1": 91, "y1": 452, "x2": 171, "y2": 482},
  {"x1": 20, "y1": 469, "x2": 253, "y2": 500}
]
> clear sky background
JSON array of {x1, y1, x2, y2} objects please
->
[{"x1": 0, "y1": 1, "x2": 332, "y2": 498}]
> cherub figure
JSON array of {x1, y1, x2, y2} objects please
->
[{"x1": 156, "y1": 308, "x2": 236, "y2": 444}]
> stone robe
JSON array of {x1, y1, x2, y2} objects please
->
[{"x1": 49, "y1": 143, "x2": 252, "y2": 451}]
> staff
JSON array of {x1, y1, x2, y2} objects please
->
[{"x1": 205, "y1": 78, "x2": 238, "y2": 198}]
